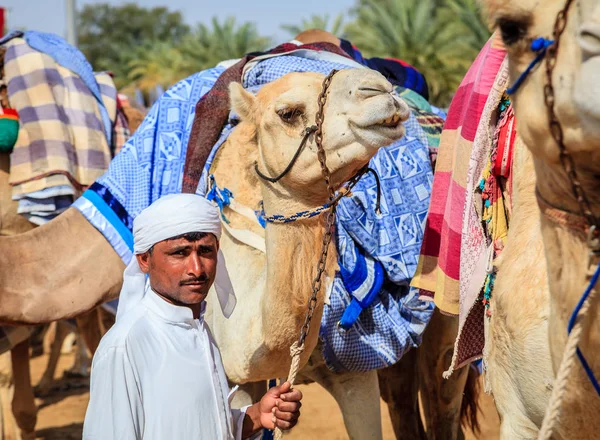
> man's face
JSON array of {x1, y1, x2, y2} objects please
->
[{"x1": 136, "y1": 232, "x2": 219, "y2": 306}]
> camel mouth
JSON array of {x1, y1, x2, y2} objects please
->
[
  {"x1": 353, "y1": 110, "x2": 404, "y2": 131},
  {"x1": 374, "y1": 111, "x2": 403, "y2": 129}
]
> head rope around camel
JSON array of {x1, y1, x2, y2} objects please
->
[{"x1": 249, "y1": 70, "x2": 382, "y2": 222}]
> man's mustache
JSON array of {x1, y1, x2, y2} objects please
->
[{"x1": 180, "y1": 275, "x2": 209, "y2": 285}]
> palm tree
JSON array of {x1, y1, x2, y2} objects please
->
[
  {"x1": 345, "y1": 0, "x2": 488, "y2": 106},
  {"x1": 126, "y1": 41, "x2": 194, "y2": 94},
  {"x1": 124, "y1": 17, "x2": 272, "y2": 94},
  {"x1": 442, "y1": 0, "x2": 491, "y2": 53},
  {"x1": 281, "y1": 13, "x2": 346, "y2": 38},
  {"x1": 181, "y1": 17, "x2": 273, "y2": 69}
]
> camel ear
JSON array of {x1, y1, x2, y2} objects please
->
[{"x1": 229, "y1": 82, "x2": 257, "y2": 123}]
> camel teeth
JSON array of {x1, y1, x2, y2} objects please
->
[{"x1": 392, "y1": 113, "x2": 400, "y2": 123}]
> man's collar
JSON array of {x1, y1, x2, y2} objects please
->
[{"x1": 143, "y1": 289, "x2": 206, "y2": 324}]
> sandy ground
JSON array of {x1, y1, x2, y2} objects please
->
[{"x1": 30, "y1": 352, "x2": 500, "y2": 439}]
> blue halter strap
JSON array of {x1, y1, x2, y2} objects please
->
[{"x1": 506, "y1": 37, "x2": 554, "y2": 95}]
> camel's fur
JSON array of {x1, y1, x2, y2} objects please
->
[{"x1": 482, "y1": 1, "x2": 600, "y2": 437}]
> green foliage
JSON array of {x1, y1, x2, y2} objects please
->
[
  {"x1": 180, "y1": 17, "x2": 272, "y2": 71},
  {"x1": 76, "y1": 0, "x2": 490, "y2": 106},
  {"x1": 281, "y1": 13, "x2": 346, "y2": 38},
  {"x1": 124, "y1": 17, "x2": 272, "y2": 94},
  {"x1": 77, "y1": 3, "x2": 190, "y2": 87},
  {"x1": 345, "y1": 0, "x2": 491, "y2": 106}
]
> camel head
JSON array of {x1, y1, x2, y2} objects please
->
[
  {"x1": 229, "y1": 69, "x2": 410, "y2": 206},
  {"x1": 484, "y1": 0, "x2": 600, "y2": 211}
]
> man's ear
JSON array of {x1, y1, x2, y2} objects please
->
[
  {"x1": 229, "y1": 82, "x2": 257, "y2": 123},
  {"x1": 136, "y1": 252, "x2": 151, "y2": 274}
]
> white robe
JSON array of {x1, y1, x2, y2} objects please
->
[{"x1": 83, "y1": 291, "x2": 247, "y2": 440}]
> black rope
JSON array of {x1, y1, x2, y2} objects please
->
[
  {"x1": 364, "y1": 167, "x2": 382, "y2": 214},
  {"x1": 254, "y1": 125, "x2": 318, "y2": 183}
]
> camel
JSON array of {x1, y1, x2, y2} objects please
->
[
  {"x1": 204, "y1": 70, "x2": 418, "y2": 439},
  {"x1": 205, "y1": 69, "x2": 479, "y2": 439},
  {"x1": 0, "y1": 151, "x2": 112, "y2": 439},
  {"x1": 0, "y1": 99, "x2": 141, "y2": 439},
  {"x1": 481, "y1": 0, "x2": 600, "y2": 437},
  {"x1": 0, "y1": 50, "x2": 476, "y2": 438}
]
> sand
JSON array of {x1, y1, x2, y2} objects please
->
[{"x1": 29, "y1": 352, "x2": 499, "y2": 439}]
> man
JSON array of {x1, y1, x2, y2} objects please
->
[{"x1": 83, "y1": 194, "x2": 302, "y2": 439}]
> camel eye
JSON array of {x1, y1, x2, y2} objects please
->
[
  {"x1": 278, "y1": 107, "x2": 303, "y2": 123},
  {"x1": 497, "y1": 18, "x2": 529, "y2": 46}
]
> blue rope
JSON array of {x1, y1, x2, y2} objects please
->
[
  {"x1": 206, "y1": 175, "x2": 233, "y2": 224},
  {"x1": 567, "y1": 260, "x2": 600, "y2": 396},
  {"x1": 506, "y1": 38, "x2": 554, "y2": 95},
  {"x1": 263, "y1": 203, "x2": 330, "y2": 224}
]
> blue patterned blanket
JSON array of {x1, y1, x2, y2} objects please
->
[{"x1": 74, "y1": 52, "x2": 435, "y2": 372}]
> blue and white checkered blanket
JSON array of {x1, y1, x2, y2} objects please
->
[{"x1": 74, "y1": 53, "x2": 435, "y2": 372}]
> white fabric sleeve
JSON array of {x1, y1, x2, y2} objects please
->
[
  {"x1": 232, "y1": 405, "x2": 262, "y2": 440},
  {"x1": 82, "y1": 347, "x2": 143, "y2": 439}
]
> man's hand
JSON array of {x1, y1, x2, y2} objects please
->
[
  {"x1": 259, "y1": 381, "x2": 302, "y2": 430},
  {"x1": 242, "y1": 382, "x2": 302, "y2": 438}
]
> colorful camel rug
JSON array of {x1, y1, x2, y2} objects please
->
[
  {"x1": 74, "y1": 47, "x2": 439, "y2": 372},
  {"x1": 0, "y1": 31, "x2": 129, "y2": 224},
  {"x1": 411, "y1": 33, "x2": 510, "y2": 373}
]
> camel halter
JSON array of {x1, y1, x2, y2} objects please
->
[
  {"x1": 525, "y1": 0, "x2": 600, "y2": 438},
  {"x1": 253, "y1": 69, "x2": 382, "y2": 218}
]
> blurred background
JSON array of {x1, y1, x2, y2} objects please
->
[{"x1": 2, "y1": 0, "x2": 490, "y2": 108}]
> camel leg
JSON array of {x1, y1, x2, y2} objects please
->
[
  {"x1": 300, "y1": 350, "x2": 382, "y2": 440},
  {"x1": 418, "y1": 309, "x2": 470, "y2": 440},
  {"x1": 10, "y1": 339, "x2": 36, "y2": 440},
  {"x1": 36, "y1": 320, "x2": 71, "y2": 396},
  {"x1": 0, "y1": 349, "x2": 18, "y2": 440},
  {"x1": 66, "y1": 333, "x2": 91, "y2": 378},
  {"x1": 76, "y1": 308, "x2": 106, "y2": 356},
  {"x1": 378, "y1": 347, "x2": 425, "y2": 439}
]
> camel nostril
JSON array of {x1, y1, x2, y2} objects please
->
[
  {"x1": 579, "y1": 23, "x2": 600, "y2": 57},
  {"x1": 392, "y1": 96, "x2": 410, "y2": 121}
]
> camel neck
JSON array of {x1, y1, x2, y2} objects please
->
[
  {"x1": 260, "y1": 214, "x2": 337, "y2": 347},
  {"x1": 533, "y1": 157, "x2": 600, "y2": 223}
]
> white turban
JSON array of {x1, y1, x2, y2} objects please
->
[{"x1": 116, "y1": 194, "x2": 236, "y2": 320}]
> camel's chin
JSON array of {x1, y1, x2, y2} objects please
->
[{"x1": 356, "y1": 124, "x2": 406, "y2": 148}]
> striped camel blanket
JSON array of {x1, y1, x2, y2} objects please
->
[
  {"x1": 1, "y1": 34, "x2": 123, "y2": 224},
  {"x1": 411, "y1": 33, "x2": 510, "y2": 374}
]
